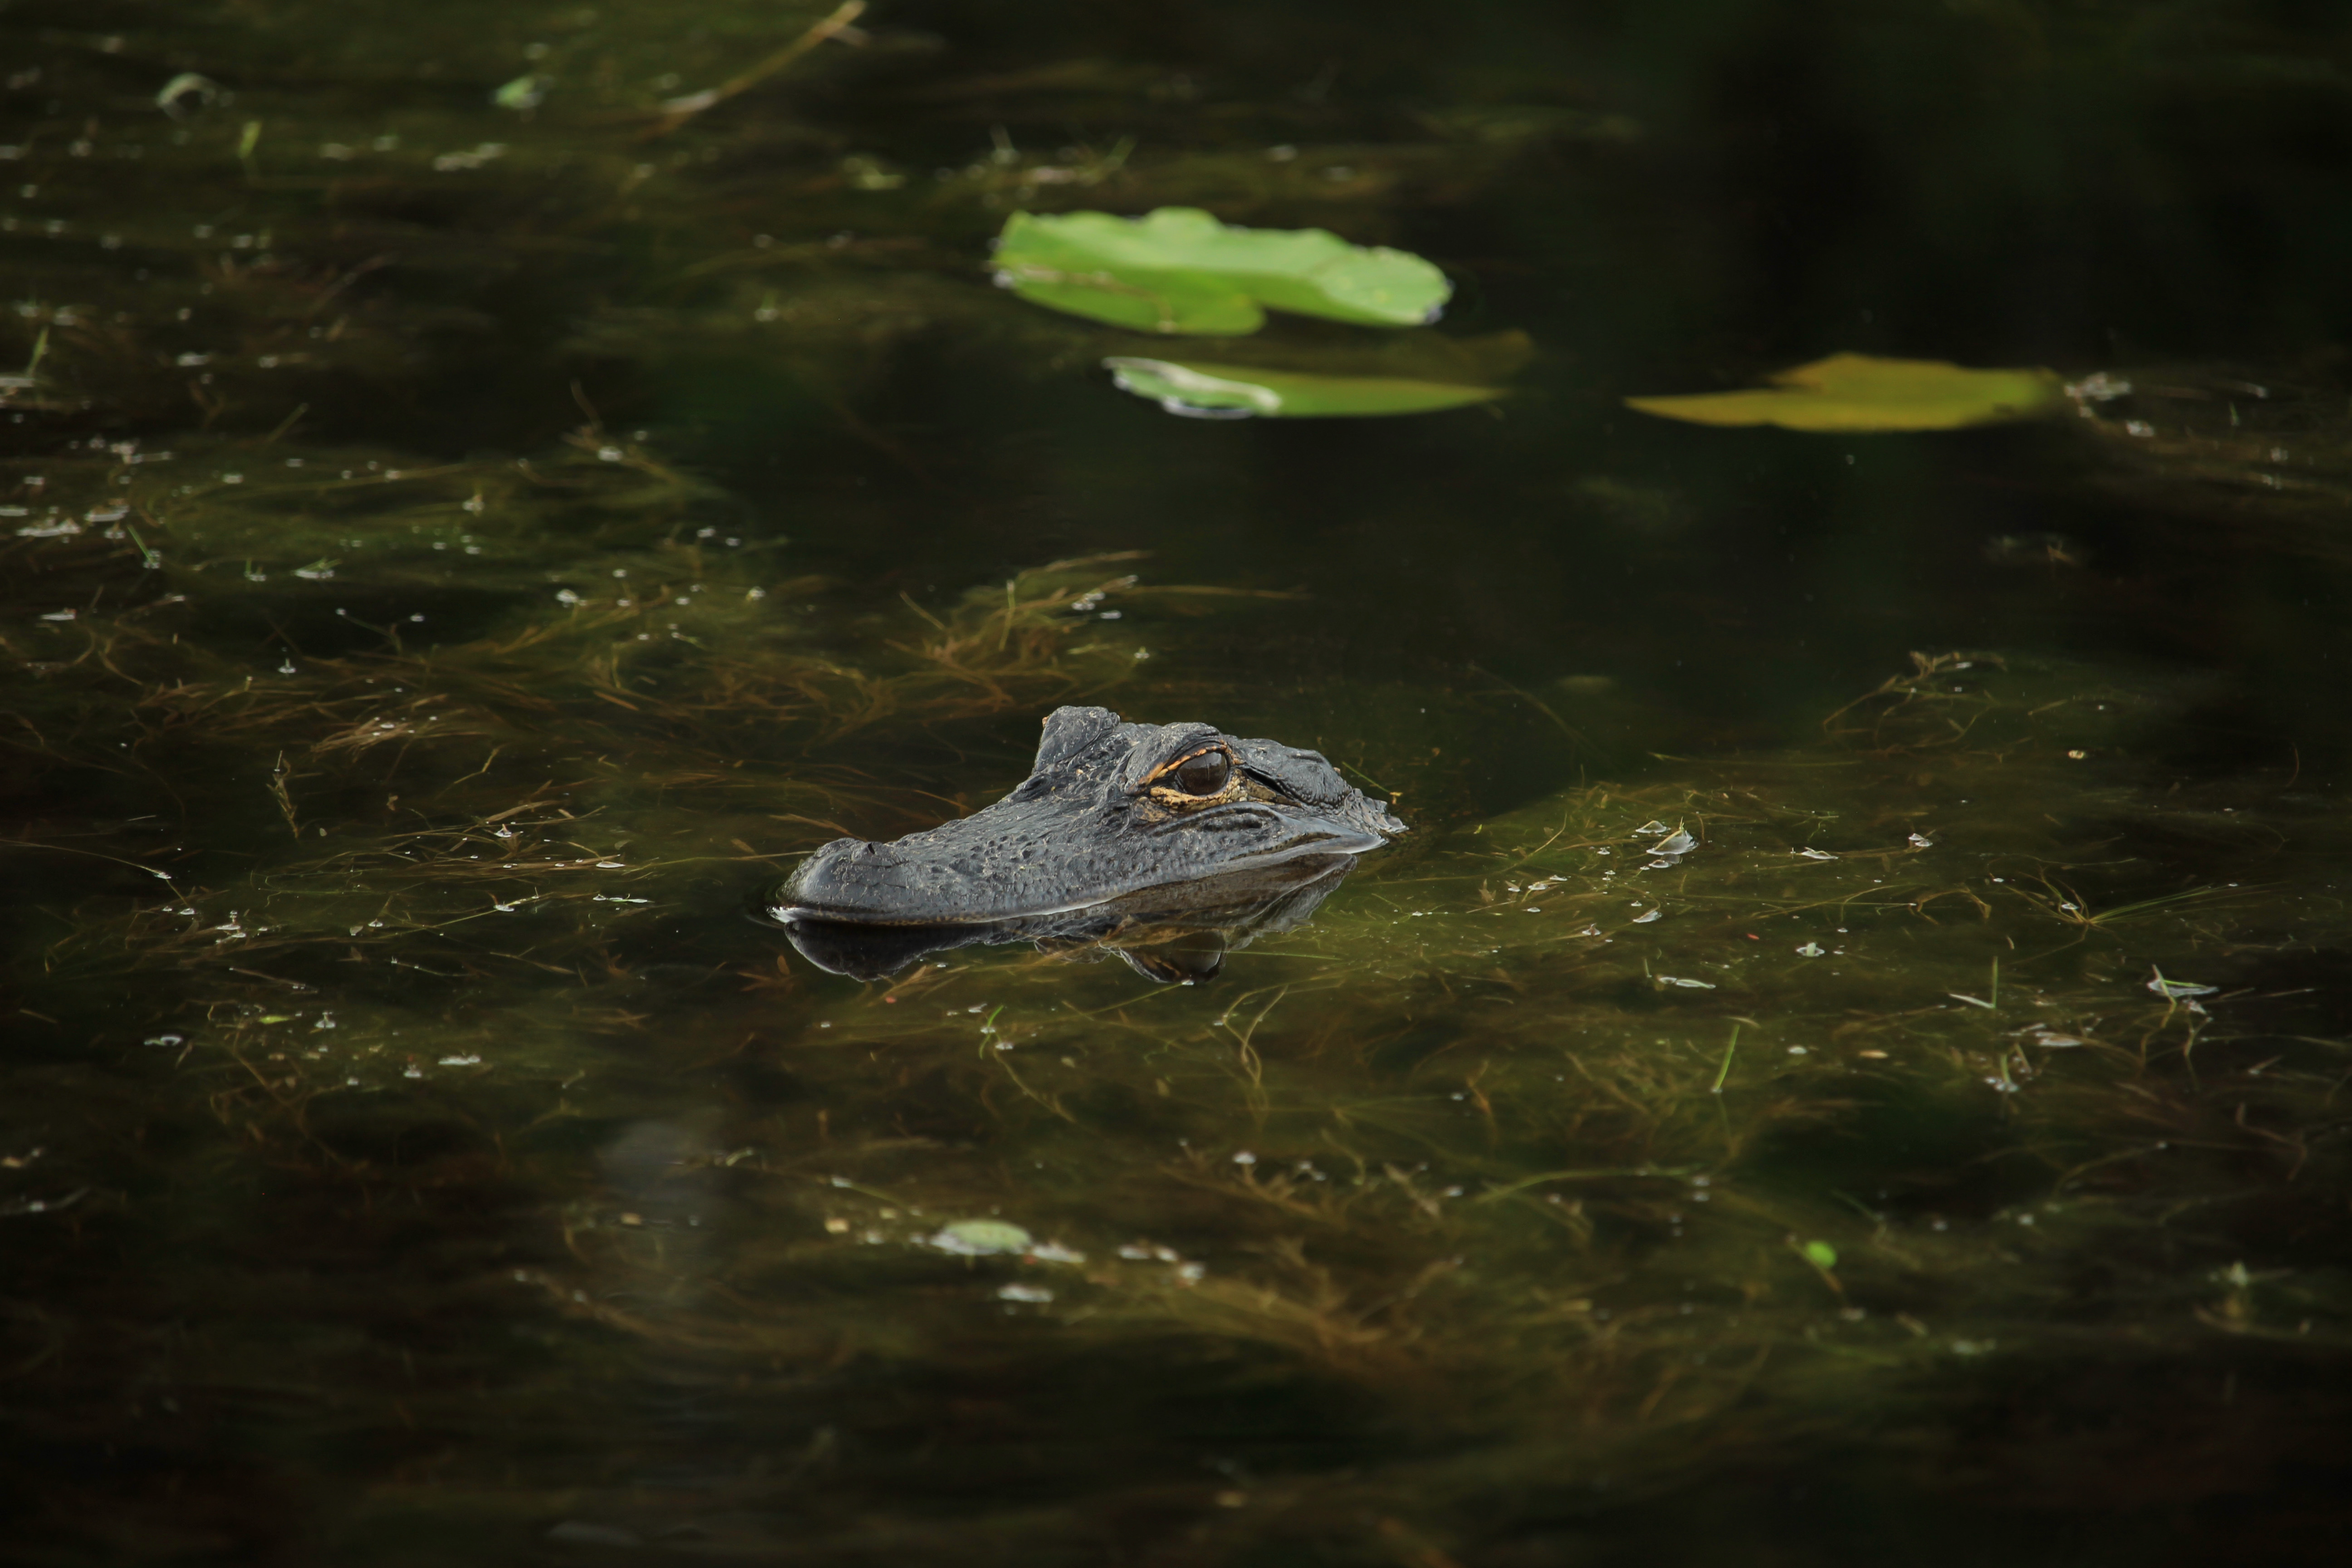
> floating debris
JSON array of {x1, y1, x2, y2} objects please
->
[
  {"x1": 2147, "y1": 971, "x2": 2218, "y2": 1000},
  {"x1": 930, "y1": 1220, "x2": 1034, "y2": 1256},
  {"x1": 492, "y1": 74, "x2": 550, "y2": 111},
  {"x1": 155, "y1": 72, "x2": 221, "y2": 117}
]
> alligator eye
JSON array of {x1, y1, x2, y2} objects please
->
[{"x1": 1170, "y1": 749, "x2": 1231, "y2": 796}]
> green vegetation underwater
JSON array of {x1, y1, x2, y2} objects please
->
[{"x1": 6, "y1": 1, "x2": 2352, "y2": 1562}]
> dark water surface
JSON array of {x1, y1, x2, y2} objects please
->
[{"x1": 6, "y1": 2, "x2": 2352, "y2": 1563}]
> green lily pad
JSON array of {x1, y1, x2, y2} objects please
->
[
  {"x1": 994, "y1": 206, "x2": 1450, "y2": 335},
  {"x1": 1625, "y1": 353, "x2": 2064, "y2": 432},
  {"x1": 1104, "y1": 357, "x2": 1503, "y2": 418}
]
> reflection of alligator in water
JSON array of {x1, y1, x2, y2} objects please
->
[
  {"x1": 764, "y1": 704, "x2": 1406, "y2": 980},
  {"x1": 779, "y1": 853, "x2": 1357, "y2": 983}
]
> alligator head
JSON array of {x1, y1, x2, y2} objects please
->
[{"x1": 768, "y1": 705, "x2": 1405, "y2": 935}]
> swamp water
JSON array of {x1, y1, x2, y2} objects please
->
[{"x1": 5, "y1": 2, "x2": 2352, "y2": 1562}]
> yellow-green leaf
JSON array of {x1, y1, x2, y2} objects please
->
[
  {"x1": 1104, "y1": 357, "x2": 1502, "y2": 418},
  {"x1": 1625, "y1": 353, "x2": 2063, "y2": 432}
]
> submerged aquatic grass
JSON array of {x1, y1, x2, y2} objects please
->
[
  {"x1": 5, "y1": 0, "x2": 2352, "y2": 1562},
  {"x1": 83, "y1": 631, "x2": 2338, "y2": 1561},
  {"x1": 13, "y1": 460, "x2": 2352, "y2": 1557}
]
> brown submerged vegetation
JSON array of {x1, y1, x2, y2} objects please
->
[
  {"x1": 4, "y1": 2, "x2": 2352, "y2": 1564},
  {"x1": 24, "y1": 548, "x2": 2343, "y2": 1559}
]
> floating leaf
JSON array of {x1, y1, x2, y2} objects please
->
[
  {"x1": 995, "y1": 206, "x2": 1450, "y2": 335},
  {"x1": 1103, "y1": 357, "x2": 1502, "y2": 418},
  {"x1": 493, "y1": 74, "x2": 550, "y2": 111},
  {"x1": 1625, "y1": 353, "x2": 2064, "y2": 432},
  {"x1": 930, "y1": 1219, "x2": 1032, "y2": 1256}
]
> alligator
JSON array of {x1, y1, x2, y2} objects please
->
[{"x1": 766, "y1": 704, "x2": 1406, "y2": 980}]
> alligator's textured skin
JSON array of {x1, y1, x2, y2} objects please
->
[{"x1": 770, "y1": 705, "x2": 1406, "y2": 927}]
